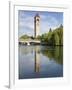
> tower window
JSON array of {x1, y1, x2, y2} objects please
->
[{"x1": 37, "y1": 19, "x2": 39, "y2": 21}]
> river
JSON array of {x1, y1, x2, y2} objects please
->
[{"x1": 19, "y1": 45, "x2": 63, "y2": 79}]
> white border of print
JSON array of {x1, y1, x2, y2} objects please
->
[{"x1": 9, "y1": 0, "x2": 71, "y2": 88}]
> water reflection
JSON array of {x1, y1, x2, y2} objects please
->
[
  {"x1": 19, "y1": 45, "x2": 63, "y2": 79},
  {"x1": 41, "y1": 46, "x2": 63, "y2": 64},
  {"x1": 34, "y1": 46, "x2": 40, "y2": 72}
]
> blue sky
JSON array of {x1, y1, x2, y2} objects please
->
[{"x1": 18, "y1": 10, "x2": 63, "y2": 37}]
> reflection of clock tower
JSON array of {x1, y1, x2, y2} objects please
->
[{"x1": 34, "y1": 14, "x2": 40, "y2": 38}]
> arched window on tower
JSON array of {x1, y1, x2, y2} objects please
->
[{"x1": 37, "y1": 19, "x2": 39, "y2": 21}]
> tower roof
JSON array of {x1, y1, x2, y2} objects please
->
[{"x1": 35, "y1": 13, "x2": 40, "y2": 18}]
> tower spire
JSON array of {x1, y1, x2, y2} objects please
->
[{"x1": 34, "y1": 13, "x2": 40, "y2": 38}]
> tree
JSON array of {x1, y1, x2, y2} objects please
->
[
  {"x1": 40, "y1": 24, "x2": 63, "y2": 46},
  {"x1": 20, "y1": 34, "x2": 29, "y2": 40}
]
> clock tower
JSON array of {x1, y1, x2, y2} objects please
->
[{"x1": 34, "y1": 14, "x2": 40, "y2": 38}]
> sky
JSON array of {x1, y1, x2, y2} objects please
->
[{"x1": 18, "y1": 10, "x2": 63, "y2": 37}]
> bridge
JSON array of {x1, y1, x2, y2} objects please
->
[{"x1": 19, "y1": 39, "x2": 41, "y2": 45}]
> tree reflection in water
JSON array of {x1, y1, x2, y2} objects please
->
[
  {"x1": 34, "y1": 46, "x2": 63, "y2": 73},
  {"x1": 41, "y1": 46, "x2": 63, "y2": 65},
  {"x1": 19, "y1": 45, "x2": 63, "y2": 79}
]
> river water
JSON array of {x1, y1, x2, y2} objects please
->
[{"x1": 19, "y1": 45, "x2": 63, "y2": 79}]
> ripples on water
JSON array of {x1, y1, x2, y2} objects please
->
[{"x1": 19, "y1": 45, "x2": 63, "y2": 79}]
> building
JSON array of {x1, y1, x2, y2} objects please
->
[{"x1": 34, "y1": 14, "x2": 40, "y2": 38}]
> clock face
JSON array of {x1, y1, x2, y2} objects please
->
[
  {"x1": 37, "y1": 19, "x2": 39, "y2": 21},
  {"x1": 36, "y1": 19, "x2": 39, "y2": 25}
]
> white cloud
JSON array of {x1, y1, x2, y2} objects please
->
[
  {"x1": 39, "y1": 14, "x2": 59, "y2": 34},
  {"x1": 19, "y1": 16, "x2": 34, "y2": 30},
  {"x1": 19, "y1": 11, "x2": 62, "y2": 37},
  {"x1": 19, "y1": 15, "x2": 34, "y2": 37}
]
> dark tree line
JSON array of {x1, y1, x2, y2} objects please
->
[{"x1": 40, "y1": 24, "x2": 63, "y2": 46}]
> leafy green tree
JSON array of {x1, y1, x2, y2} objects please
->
[
  {"x1": 19, "y1": 24, "x2": 63, "y2": 46},
  {"x1": 40, "y1": 24, "x2": 63, "y2": 46},
  {"x1": 19, "y1": 34, "x2": 29, "y2": 40},
  {"x1": 54, "y1": 33, "x2": 59, "y2": 45}
]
